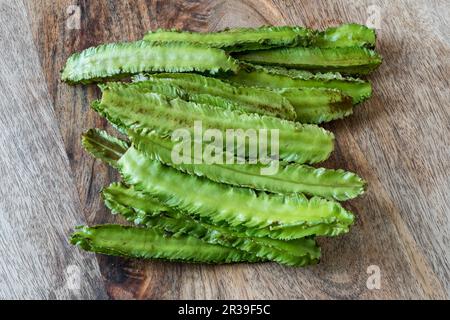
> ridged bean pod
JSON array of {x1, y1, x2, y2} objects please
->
[
  {"x1": 143, "y1": 26, "x2": 314, "y2": 52},
  {"x1": 234, "y1": 46, "x2": 382, "y2": 75},
  {"x1": 314, "y1": 23, "x2": 376, "y2": 48},
  {"x1": 61, "y1": 41, "x2": 239, "y2": 84},
  {"x1": 118, "y1": 146, "x2": 354, "y2": 240},
  {"x1": 82, "y1": 129, "x2": 364, "y2": 201},
  {"x1": 125, "y1": 74, "x2": 297, "y2": 120},
  {"x1": 71, "y1": 225, "x2": 260, "y2": 263},
  {"x1": 223, "y1": 64, "x2": 372, "y2": 104},
  {"x1": 103, "y1": 183, "x2": 321, "y2": 266},
  {"x1": 94, "y1": 87, "x2": 335, "y2": 164}
]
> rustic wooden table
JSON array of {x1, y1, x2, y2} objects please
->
[{"x1": 0, "y1": 0, "x2": 448, "y2": 299}]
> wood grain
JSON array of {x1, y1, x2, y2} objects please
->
[
  {"x1": 21, "y1": 0, "x2": 450, "y2": 299},
  {"x1": 0, "y1": 0, "x2": 107, "y2": 299}
]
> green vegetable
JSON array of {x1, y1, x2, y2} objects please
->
[
  {"x1": 132, "y1": 73, "x2": 350, "y2": 123},
  {"x1": 132, "y1": 131, "x2": 364, "y2": 200},
  {"x1": 273, "y1": 87, "x2": 353, "y2": 123},
  {"x1": 70, "y1": 224, "x2": 259, "y2": 263},
  {"x1": 94, "y1": 88, "x2": 335, "y2": 164},
  {"x1": 143, "y1": 26, "x2": 314, "y2": 52},
  {"x1": 234, "y1": 46, "x2": 382, "y2": 75},
  {"x1": 223, "y1": 64, "x2": 372, "y2": 104},
  {"x1": 83, "y1": 129, "x2": 364, "y2": 201},
  {"x1": 117, "y1": 146, "x2": 354, "y2": 239},
  {"x1": 65, "y1": 24, "x2": 373, "y2": 266},
  {"x1": 127, "y1": 73, "x2": 298, "y2": 120},
  {"x1": 81, "y1": 128, "x2": 129, "y2": 168},
  {"x1": 103, "y1": 183, "x2": 321, "y2": 266},
  {"x1": 61, "y1": 41, "x2": 239, "y2": 84},
  {"x1": 314, "y1": 23, "x2": 376, "y2": 48},
  {"x1": 144, "y1": 214, "x2": 320, "y2": 266},
  {"x1": 102, "y1": 183, "x2": 168, "y2": 223}
]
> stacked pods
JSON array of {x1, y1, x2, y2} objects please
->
[{"x1": 64, "y1": 23, "x2": 381, "y2": 266}]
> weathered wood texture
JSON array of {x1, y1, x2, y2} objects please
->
[
  {"x1": 17, "y1": 0, "x2": 450, "y2": 299},
  {"x1": 0, "y1": 0, "x2": 107, "y2": 299}
]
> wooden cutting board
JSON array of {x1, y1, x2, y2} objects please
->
[{"x1": 1, "y1": 0, "x2": 447, "y2": 299}]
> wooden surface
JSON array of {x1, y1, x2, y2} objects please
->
[
  {"x1": 0, "y1": 0, "x2": 447, "y2": 299},
  {"x1": 0, "y1": 0, "x2": 107, "y2": 299}
]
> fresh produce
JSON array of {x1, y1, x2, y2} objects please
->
[
  {"x1": 83, "y1": 128, "x2": 365, "y2": 201},
  {"x1": 143, "y1": 26, "x2": 314, "y2": 52},
  {"x1": 273, "y1": 87, "x2": 353, "y2": 123},
  {"x1": 133, "y1": 73, "x2": 353, "y2": 123},
  {"x1": 118, "y1": 146, "x2": 354, "y2": 239},
  {"x1": 223, "y1": 63, "x2": 372, "y2": 104},
  {"x1": 313, "y1": 23, "x2": 376, "y2": 48},
  {"x1": 234, "y1": 46, "x2": 382, "y2": 75},
  {"x1": 102, "y1": 183, "x2": 321, "y2": 266},
  {"x1": 63, "y1": 23, "x2": 381, "y2": 266},
  {"x1": 130, "y1": 73, "x2": 298, "y2": 120},
  {"x1": 61, "y1": 41, "x2": 239, "y2": 84},
  {"x1": 130, "y1": 130, "x2": 363, "y2": 200},
  {"x1": 81, "y1": 128, "x2": 129, "y2": 168},
  {"x1": 93, "y1": 86, "x2": 335, "y2": 164},
  {"x1": 71, "y1": 225, "x2": 260, "y2": 263},
  {"x1": 141, "y1": 24, "x2": 375, "y2": 52}
]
